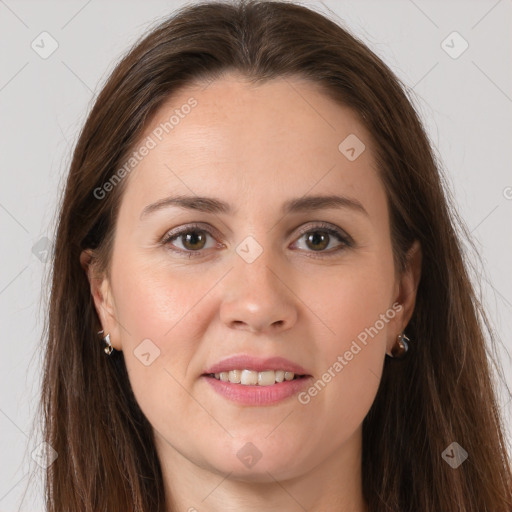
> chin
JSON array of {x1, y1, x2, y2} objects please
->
[{"x1": 204, "y1": 447, "x2": 306, "y2": 483}]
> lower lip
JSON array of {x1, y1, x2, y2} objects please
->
[{"x1": 202, "y1": 375, "x2": 313, "y2": 406}]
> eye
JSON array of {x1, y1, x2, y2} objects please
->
[
  {"x1": 162, "y1": 223, "x2": 219, "y2": 256},
  {"x1": 291, "y1": 222, "x2": 352, "y2": 256},
  {"x1": 161, "y1": 221, "x2": 352, "y2": 258}
]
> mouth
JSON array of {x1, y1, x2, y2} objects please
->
[
  {"x1": 201, "y1": 355, "x2": 312, "y2": 405},
  {"x1": 203, "y1": 369, "x2": 309, "y2": 386},
  {"x1": 202, "y1": 371, "x2": 313, "y2": 406}
]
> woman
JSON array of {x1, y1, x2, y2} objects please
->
[{"x1": 39, "y1": 0, "x2": 512, "y2": 510}]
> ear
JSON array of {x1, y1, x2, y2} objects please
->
[
  {"x1": 386, "y1": 240, "x2": 422, "y2": 356},
  {"x1": 80, "y1": 248, "x2": 122, "y2": 350}
]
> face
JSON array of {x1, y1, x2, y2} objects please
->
[{"x1": 85, "y1": 73, "x2": 420, "y2": 485}]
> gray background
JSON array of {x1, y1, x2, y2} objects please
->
[{"x1": 0, "y1": 0, "x2": 511, "y2": 509}]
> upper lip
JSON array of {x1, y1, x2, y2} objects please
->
[{"x1": 203, "y1": 355, "x2": 310, "y2": 375}]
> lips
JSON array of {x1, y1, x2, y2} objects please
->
[{"x1": 203, "y1": 355, "x2": 310, "y2": 376}]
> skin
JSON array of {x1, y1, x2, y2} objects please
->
[{"x1": 81, "y1": 72, "x2": 421, "y2": 512}]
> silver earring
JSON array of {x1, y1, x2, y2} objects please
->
[
  {"x1": 97, "y1": 329, "x2": 114, "y2": 355},
  {"x1": 387, "y1": 332, "x2": 410, "y2": 359}
]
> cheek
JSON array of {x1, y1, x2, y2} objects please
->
[
  {"x1": 299, "y1": 255, "x2": 394, "y2": 430},
  {"x1": 110, "y1": 254, "x2": 204, "y2": 406},
  {"x1": 307, "y1": 250, "x2": 395, "y2": 347},
  {"x1": 111, "y1": 243, "x2": 211, "y2": 345},
  {"x1": 113, "y1": 268, "x2": 183, "y2": 348}
]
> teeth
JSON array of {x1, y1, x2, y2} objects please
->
[
  {"x1": 258, "y1": 370, "x2": 275, "y2": 386},
  {"x1": 241, "y1": 369, "x2": 258, "y2": 385},
  {"x1": 211, "y1": 369, "x2": 301, "y2": 385},
  {"x1": 228, "y1": 370, "x2": 241, "y2": 383}
]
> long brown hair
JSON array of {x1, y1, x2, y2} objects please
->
[{"x1": 37, "y1": 1, "x2": 512, "y2": 510}]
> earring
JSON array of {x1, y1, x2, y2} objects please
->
[
  {"x1": 97, "y1": 329, "x2": 114, "y2": 355},
  {"x1": 388, "y1": 332, "x2": 410, "y2": 359}
]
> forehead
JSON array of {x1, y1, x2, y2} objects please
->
[{"x1": 118, "y1": 73, "x2": 385, "y2": 221}]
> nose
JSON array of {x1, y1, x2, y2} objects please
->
[{"x1": 219, "y1": 248, "x2": 298, "y2": 335}]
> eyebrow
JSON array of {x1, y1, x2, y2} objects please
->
[{"x1": 139, "y1": 194, "x2": 369, "y2": 220}]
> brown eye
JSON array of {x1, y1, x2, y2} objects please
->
[
  {"x1": 293, "y1": 223, "x2": 351, "y2": 255},
  {"x1": 179, "y1": 230, "x2": 208, "y2": 251},
  {"x1": 162, "y1": 222, "x2": 352, "y2": 258},
  {"x1": 162, "y1": 224, "x2": 218, "y2": 255},
  {"x1": 304, "y1": 231, "x2": 330, "y2": 251}
]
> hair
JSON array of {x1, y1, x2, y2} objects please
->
[{"x1": 35, "y1": 0, "x2": 512, "y2": 510}]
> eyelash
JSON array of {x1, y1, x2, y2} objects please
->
[{"x1": 161, "y1": 222, "x2": 353, "y2": 259}]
